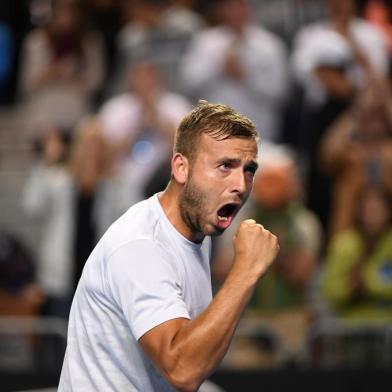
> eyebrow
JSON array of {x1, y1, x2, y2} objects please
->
[{"x1": 217, "y1": 157, "x2": 259, "y2": 171}]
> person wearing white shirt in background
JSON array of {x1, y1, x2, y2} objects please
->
[
  {"x1": 99, "y1": 60, "x2": 192, "y2": 206},
  {"x1": 291, "y1": 0, "x2": 389, "y2": 109},
  {"x1": 179, "y1": 0, "x2": 288, "y2": 142}
]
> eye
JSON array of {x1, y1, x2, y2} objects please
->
[
  {"x1": 218, "y1": 162, "x2": 233, "y2": 172},
  {"x1": 245, "y1": 165, "x2": 257, "y2": 177}
]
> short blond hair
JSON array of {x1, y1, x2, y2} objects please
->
[{"x1": 174, "y1": 100, "x2": 258, "y2": 161}]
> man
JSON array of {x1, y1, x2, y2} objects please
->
[
  {"x1": 179, "y1": 0, "x2": 288, "y2": 142},
  {"x1": 99, "y1": 60, "x2": 192, "y2": 206},
  {"x1": 58, "y1": 101, "x2": 279, "y2": 391}
]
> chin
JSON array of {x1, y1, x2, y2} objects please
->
[{"x1": 204, "y1": 224, "x2": 226, "y2": 237}]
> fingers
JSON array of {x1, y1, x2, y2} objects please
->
[
  {"x1": 243, "y1": 219, "x2": 256, "y2": 224},
  {"x1": 242, "y1": 219, "x2": 264, "y2": 230}
]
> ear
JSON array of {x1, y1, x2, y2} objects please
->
[{"x1": 171, "y1": 153, "x2": 189, "y2": 185}]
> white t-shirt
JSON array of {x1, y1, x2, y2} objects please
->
[{"x1": 58, "y1": 194, "x2": 212, "y2": 391}]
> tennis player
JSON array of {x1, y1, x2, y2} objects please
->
[{"x1": 58, "y1": 101, "x2": 279, "y2": 391}]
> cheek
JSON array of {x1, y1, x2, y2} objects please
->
[
  {"x1": 190, "y1": 167, "x2": 219, "y2": 194},
  {"x1": 190, "y1": 179, "x2": 219, "y2": 215}
]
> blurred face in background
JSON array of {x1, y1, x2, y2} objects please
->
[
  {"x1": 218, "y1": 0, "x2": 251, "y2": 32},
  {"x1": 50, "y1": 2, "x2": 82, "y2": 36},
  {"x1": 357, "y1": 188, "x2": 391, "y2": 238},
  {"x1": 326, "y1": 0, "x2": 356, "y2": 22},
  {"x1": 128, "y1": 62, "x2": 162, "y2": 103},
  {"x1": 252, "y1": 162, "x2": 300, "y2": 210},
  {"x1": 42, "y1": 127, "x2": 68, "y2": 164},
  {"x1": 71, "y1": 120, "x2": 111, "y2": 193}
]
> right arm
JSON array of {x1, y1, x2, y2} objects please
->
[{"x1": 139, "y1": 219, "x2": 279, "y2": 392}]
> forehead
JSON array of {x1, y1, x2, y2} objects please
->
[{"x1": 196, "y1": 133, "x2": 258, "y2": 161}]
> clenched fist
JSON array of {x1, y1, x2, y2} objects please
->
[{"x1": 232, "y1": 219, "x2": 280, "y2": 284}]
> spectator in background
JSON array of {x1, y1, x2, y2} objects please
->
[
  {"x1": 249, "y1": 0, "x2": 326, "y2": 48},
  {"x1": 212, "y1": 144, "x2": 322, "y2": 361},
  {"x1": 18, "y1": 0, "x2": 105, "y2": 133},
  {"x1": 322, "y1": 185, "x2": 392, "y2": 323},
  {"x1": 290, "y1": 0, "x2": 389, "y2": 230},
  {"x1": 109, "y1": 0, "x2": 200, "y2": 95},
  {"x1": 292, "y1": 0, "x2": 389, "y2": 109},
  {"x1": 99, "y1": 60, "x2": 192, "y2": 206},
  {"x1": 22, "y1": 119, "x2": 126, "y2": 318},
  {"x1": 179, "y1": 0, "x2": 288, "y2": 142},
  {"x1": 319, "y1": 78, "x2": 392, "y2": 237}
]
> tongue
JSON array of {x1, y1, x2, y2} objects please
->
[{"x1": 216, "y1": 215, "x2": 233, "y2": 230}]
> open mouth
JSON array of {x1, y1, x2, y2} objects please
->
[{"x1": 216, "y1": 203, "x2": 240, "y2": 229}]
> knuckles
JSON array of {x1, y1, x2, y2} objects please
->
[{"x1": 236, "y1": 221, "x2": 279, "y2": 249}]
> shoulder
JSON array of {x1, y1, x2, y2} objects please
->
[
  {"x1": 158, "y1": 92, "x2": 192, "y2": 119},
  {"x1": 100, "y1": 93, "x2": 138, "y2": 112},
  {"x1": 104, "y1": 237, "x2": 180, "y2": 303},
  {"x1": 99, "y1": 94, "x2": 139, "y2": 136},
  {"x1": 99, "y1": 93, "x2": 139, "y2": 123},
  {"x1": 248, "y1": 25, "x2": 285, "y2": 48},
  {"x1": 107, "y1": 238, "x2": 170, "y2": 272},
  {"x1": 160, "y1": 91, "x2": 191, "y2": 107},
  {"x1": 102, "y1": 196, "x2": 173, "y2": 259},
  {"x1": 292, "y1": 21, "x2": 336, "y2": 52},
  {"x1": 293, "y1": 21, "x2": 328, "y2": 41},
  {"x1": 351, "y1": 17, "x2": 387, "y2": 41},
  {"x1": 104, "y1": 199, "x2": 156, "y2": 249}
]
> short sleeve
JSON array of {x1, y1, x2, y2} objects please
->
[{"x1": 107, "y1": 240, "x2": 190, "y2": 340}]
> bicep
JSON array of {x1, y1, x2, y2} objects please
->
[
  {"x1": 139, "y1": 317, "x2": 189, "y2": 373},
  {"x1": 107, "y1": 240, "x2": 190, "y2": 340}
]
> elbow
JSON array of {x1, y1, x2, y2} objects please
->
[{"x1": 167, "y1": 369, "x2": 203, "y2": 392}]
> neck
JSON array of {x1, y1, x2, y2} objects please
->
[{"x1": 158, "y1": 181, "x2": 205, "y2": 243}]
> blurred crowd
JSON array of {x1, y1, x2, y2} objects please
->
[{"x1": 1, "y1": 0, "x2": 392, "y2": 371}]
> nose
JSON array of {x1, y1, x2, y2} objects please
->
[{"x1": 230, "y1": 168, "x2": 249, "y2": 196}]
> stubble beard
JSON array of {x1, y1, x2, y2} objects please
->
[{"x1": 179, "y1": 175, "x2": 222, "y2": 237}]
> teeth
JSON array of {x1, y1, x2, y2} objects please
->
[{"x1": 218, "y1": 216, "x2": 228, "y2": 221}]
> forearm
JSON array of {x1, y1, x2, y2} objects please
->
[
  {"x1": 163, "y1": 267, "x2": 257, "y2": 391},
  {"x1": 141, "y1": 220, "x2": 278, "y2": 392}
]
